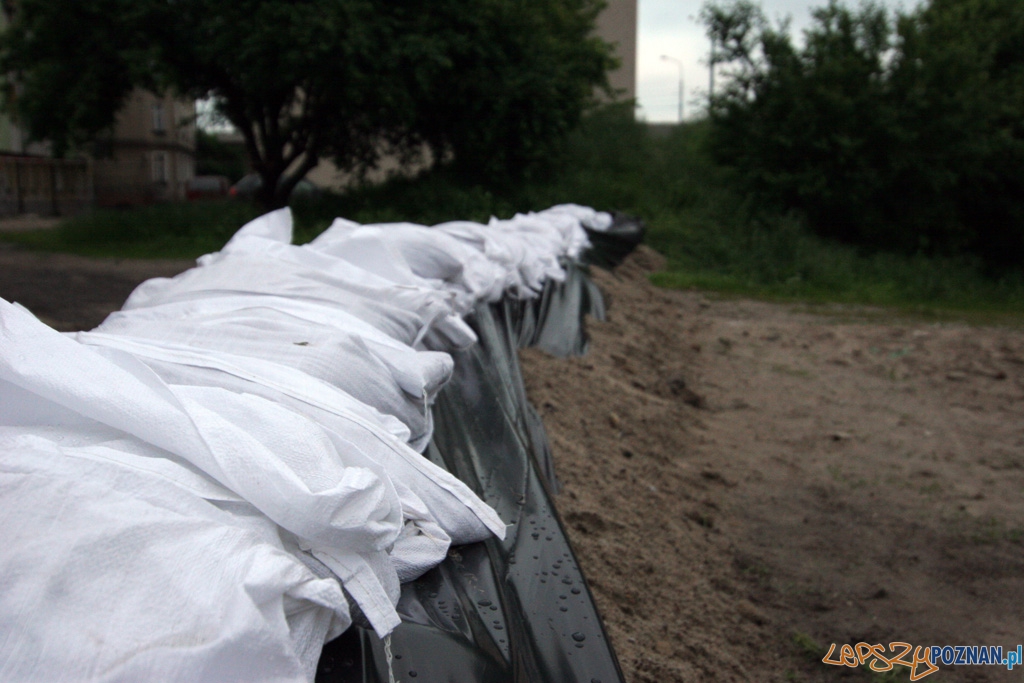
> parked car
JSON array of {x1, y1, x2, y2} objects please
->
[
  {"x1": 185, "y1": 175, "x2": 232, "y2": 201},
  {"x1": 228, "y1": 173, "x2": 321, "y2": 200}
]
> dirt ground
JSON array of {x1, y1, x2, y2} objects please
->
[
  {"x1": 2, "y1": 234, "x2": 1022, "y2": 682},
  {"x1": 521, "y1": 247, "x2": 1024, "y2": 682},
  {"x1": 0, "y1": 240, "x2": 192, "y2": 331}
]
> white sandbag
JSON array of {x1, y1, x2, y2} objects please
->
[
  {"x1": 546, "y1": 202, "x2": 614, "y2": 231},
  {"x1": 87, "y1": 302, "x2": 453, "y2": 449},
  {"x1": 0, "y1": 441, "x2": 346, "y2": 683},
  {"x1": 1, "y1": 302, "x2": 405, "y2": 634},
  {"x1": 309, "y1": 221, "x2": 506, "y2": 309},
  {"x1": 122, "y1": 253, "x2": 476, "y2": 351},
  {"x1": 0, "y1": 202, "x2": 612, "y2": 681}
]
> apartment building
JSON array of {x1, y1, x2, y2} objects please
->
[{"x1": 91, "y1": 91, "x2": 196, "y2": 207}]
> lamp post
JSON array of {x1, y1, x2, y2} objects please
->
[
  {"x1": 660, "y1": 55, "x2": 684, "y2": 123},
  {"x1": 709, "y1": 34, "x2": 716, "y2": 100}
]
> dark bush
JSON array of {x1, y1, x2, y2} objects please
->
[{"x1": 704, "y1": 0, "x2": 1024, "y2": 265}]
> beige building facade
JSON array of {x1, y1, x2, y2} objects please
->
[
  {"x1": 0, "y1": 88, "x2": 195, "y2": 214},
  {"x1": 92, "y1": 91, "x2": 196, "y2": 207},
  {"x1": 597, "y1": 0, "x2": 638, "y2": 101}
]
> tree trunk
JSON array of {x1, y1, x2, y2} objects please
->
[{"x1": 254, "y1": 170, "x2": 288, "y2": 211}]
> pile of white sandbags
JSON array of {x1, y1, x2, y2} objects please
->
[{"x1": 0, "y1": 204, "x2": 612, "y2": 682}]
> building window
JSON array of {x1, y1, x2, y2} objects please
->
[
  {"x1": 152, "y1": 101, "x2": 165, "y2": 133},
  {"x1": 151, "y1": 152, "x2": 168, "y2": 183},
  {"x1": 177, "y1": 154, "x2": 193, "y2": 182}
]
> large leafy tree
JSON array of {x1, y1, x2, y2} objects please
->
[
  {"x1": 399, "y1": 0, "x2": 616, "y2": 182},
  {"x1": 703, "y1": 0, "x2": 1024, "y2": 263},
  {"x1": 0, "y1": 0, "x2": 613, "y2": 209}
]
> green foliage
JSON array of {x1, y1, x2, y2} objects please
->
[
  {"x1": 194, "y1": 129, "x2": 247, "y2": 182},
  {"x1": 400, "y1": 0, "x2": 616, "y2": 183},
  {"x1": 702, "y1": 0, "x2": 1024, "y2": 265},
  {"x1": 6, "y1": 106, "x2": 1024, "y2": 318},
  {"x1": 0, "y1": 0, "x2": 612, "y2": 209},
  {"x1": 4, "y1": 201, "x2": 262, "y2": 259},
  {"x1": 0, "y1": 0, "x2": 156, "y2": 157}
]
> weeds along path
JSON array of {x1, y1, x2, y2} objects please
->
[
  {"x1": 2, "y1": 240, "x2": 1023, "y2": 682},
  {"x1": 520, "y1": 246, "x2": 1024, "y2": 682}
]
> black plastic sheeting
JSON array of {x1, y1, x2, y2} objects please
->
[{"x1": 316, "y1": 215, "x2": 644, "y2": 683}]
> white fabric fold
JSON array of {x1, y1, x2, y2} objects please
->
[{"x1": 0, "y1": 202, "x2": 613, "y2": 681}]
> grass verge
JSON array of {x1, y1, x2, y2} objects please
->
[{"x1": 4, "y1": 105, "x2": 1024, "y2": 320}]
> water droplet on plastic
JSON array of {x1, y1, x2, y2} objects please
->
[
  {"x1": 572, "y1": 632, "x2": 586, "y2": 642},
  {"x1": 559, "y1": 606, "x2": 568, "y2": 612},
  {"x1": 559, "y1": 595, "x2": 567, "y2": 600},
  {"x1": 494, "y1": 624, "x2": 504, "y2": 630},
  {"x1": 490, "y1": 605, "x2": 498, "y2": 611},
  {"x1": 408, "y1": 671, "x2": 417, "y2": 678},
  {"x1": 571, "y1": 587, "x2": 581, "y2": 595},
  {"x1": 478, "y1": 600, "x2": 492, "y2": 607}
]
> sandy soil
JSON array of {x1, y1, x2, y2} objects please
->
[
  {"x1": 521, "y1": 247, "x2": 1024, "y2": 682},
  {"x1": 2, "y1": 238, "x2": 1022, "y2": 682}
]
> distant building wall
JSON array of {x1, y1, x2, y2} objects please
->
[
  {"x1": 0, "y1": 97, "x2": 93, "y2": 218},
  {"x1": 93, "y1": 91, "x2": 196, "y2": 207},
  {"x1": 0, "y1": 87, "x2": 196, "y2": 213},
  {"x1": 597, "y1": 0, "x2": 638, "y2": 101}
]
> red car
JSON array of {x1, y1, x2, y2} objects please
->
[{"x1": 186, "y1": 175, "x2": 232, "y2": 200}]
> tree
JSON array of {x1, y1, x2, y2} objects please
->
[
  {"x1": 701, "y1": 0, "x2": 1024, "y2": 264},
  {"x1": 194, "y1": 129, "x2": 247, "y2": 182},
  {"x1": 398, "y1": 0, "x2": 617, "y2": 183},
  {"x1": 0, "y1": 0, "x2": 613, "y2": 209},
  {"x1": 890, "y1": 0, "x2": 1024, "y2": 260},
  {"x1": 703, "y1": 0, "x2": 902, "y2": 246}
]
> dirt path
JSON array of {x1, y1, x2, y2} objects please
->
[
  {"x1": 521, "y1": 247, "x2": 1024, "y2": 682},
  {"x1": 1, "y1": 240, "x2": 1021, "y2": 681},
  {"x1": 0, "y1": 241, "x2": 192, "y2": 331}
]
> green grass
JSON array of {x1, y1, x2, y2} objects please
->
[
  {"x1": 5, "y1": 104, "x2": 1024, "y2": 320},
  {"x1": 2, "y1": 200, "x2": 263, "y2": 259}
]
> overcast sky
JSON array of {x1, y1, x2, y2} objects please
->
[{"x1": 636, "y1": 0, "x2": 916, "y2": 122}]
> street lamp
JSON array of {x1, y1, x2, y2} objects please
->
[
  {"x1": 660, "y1": 55, "x2": 684, "y2": 123},
  {"x1": 709, "y1": 35, "x2": 716, "y2": 100}
]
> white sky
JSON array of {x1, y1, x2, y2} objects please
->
[{"x1": 637, "y1": 0, "x2": 912, "y2": 122}]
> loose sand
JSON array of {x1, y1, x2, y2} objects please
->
[{"x1": 521, "y1": 246, "x2": 1024, "y2": 682}]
